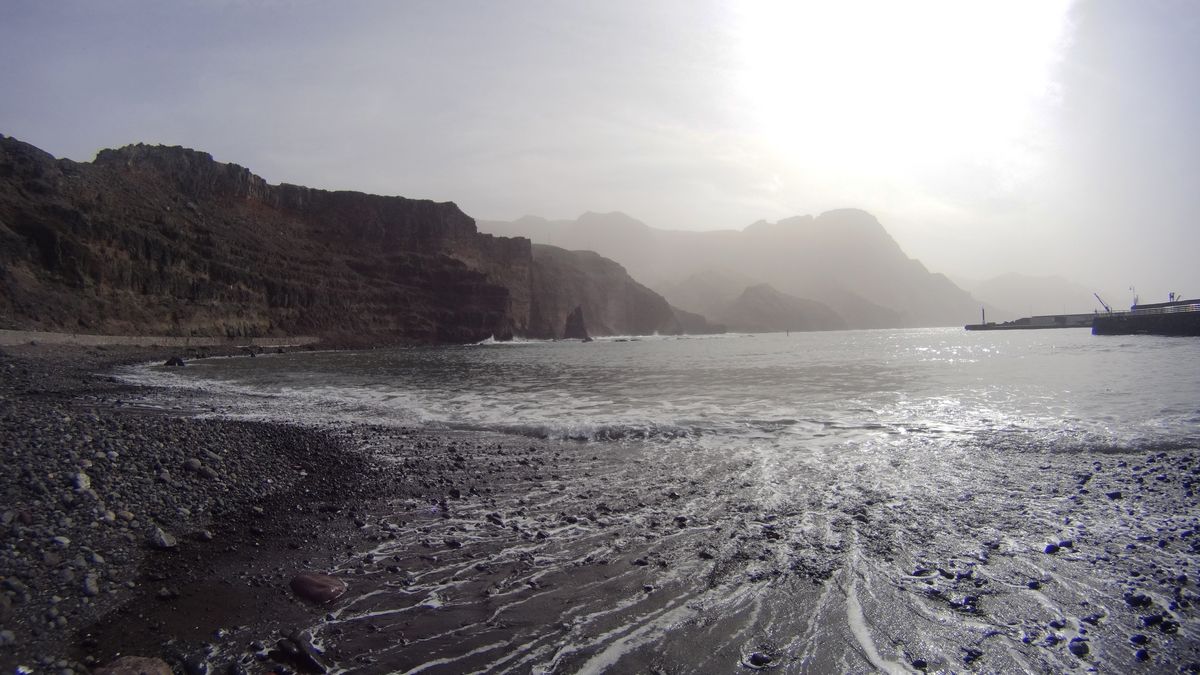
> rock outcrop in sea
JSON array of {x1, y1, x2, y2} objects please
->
[
  {"x1": 0, "y1": 135, "x2": 687, "y2": 342},
  {"x1": 562, "y1": 306, "x2": 591, "y2": 341},
  {"x1": 529, "y1": 244, "x2": 697, "y2": 338}
]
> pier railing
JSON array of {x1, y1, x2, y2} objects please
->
[
  {"x1": 1132, "y1": 302, "x2": 1199, "y2": 316},
  {"x1": 1104, "y1": 301, "x2": 1200, "y2": 317}
]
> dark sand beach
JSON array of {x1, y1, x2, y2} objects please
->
[
  {"x1": 0, "y1": 344, "x2": 398, "y2": 672},
  {"x1": 1, "y1": 345, "x2": 633, "y2": 674},
  {"x1": 3, "y1": 343, "x2": 1199, "y2": 674}
]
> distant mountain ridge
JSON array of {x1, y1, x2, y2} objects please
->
[
  {"x1": 0, "y1": 134, "x2": 688, "y2": 342},
  {"x1": 480, "y1": 209, "x2": 984, "y2": 329},
  {"x1": 717, "y1": 284, "x2": 847, "y2": 333}
]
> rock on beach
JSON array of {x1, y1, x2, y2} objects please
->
[
  {"x1": 94, "y1": 655, "x2": 173, "y2": 675},
  {"x1": 150, "y1": 527, "x2": 178, "y2": 549},
  {"x1": 290, "y1": 572, "x2": 348, "y2": 604}
]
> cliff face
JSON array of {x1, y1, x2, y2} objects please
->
[
  {"x1": 528, "y1": 245, "x2": 682, "y2": 338},
  {"x1": 0, "y1": 136, "x2": 530, "y2": 343}
]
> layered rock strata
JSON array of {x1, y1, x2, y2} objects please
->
[{"x1": 0, "y1": 136, "x2": 686, "y2": 342}]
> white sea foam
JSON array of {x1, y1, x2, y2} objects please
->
[{"x1": 117, "y1": 328, "x2": 1200, "y2": 671}]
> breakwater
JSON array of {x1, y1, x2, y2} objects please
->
[{"x1": 1092, "y1": 299, "x2": 1200, "y2": 336}]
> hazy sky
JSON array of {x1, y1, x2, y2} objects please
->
[{"x1": 2, "y1": 1, "x2": 1197, "y2": 303}]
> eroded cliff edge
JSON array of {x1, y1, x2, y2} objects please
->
[{"x1": 0, "y1": 136, "x2": 688, "y2": 343}]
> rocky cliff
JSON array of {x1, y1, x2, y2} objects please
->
[
  {"x1": 0, "y1": 136, "x2": 530, "y2": 343},
  {"x1": 0, "y1": 135, "x2": 686, "y2": 343}
]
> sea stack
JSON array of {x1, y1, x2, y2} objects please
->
[{"x1": 564, "y1": 306, "x2": 591, "y2": 341}]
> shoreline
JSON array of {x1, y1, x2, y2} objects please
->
[
  {"x1": 2, "y1": 343, "x2": 609, "y2": 674},
  {"x1": 0, "y1": 329, "x2": 321, "y2": 349},
  {"x1": 4, "y1": 342, "x2": 1200, "y2": 673}
]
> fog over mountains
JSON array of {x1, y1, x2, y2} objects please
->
[
  {"x1": 481, "y1": 210, "x2": 993, "y2": 329},
  {"x1": 954, "y1": 273, "x2": 1114, "y2": 321},
  {"x1": 1, "y1": 131, "x2": 1114, "y2": 339}
]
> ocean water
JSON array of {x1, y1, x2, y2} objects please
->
[
  {"x1": 130, "y1": 328, "x2": 1200, "y2": 452},
  {"x1": 127, "y1": 328, "x2": 1200, "y2": 672}
]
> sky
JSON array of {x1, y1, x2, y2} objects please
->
[{"x1": 2, "y1": 0, "x2": 1198, "y2": 303}]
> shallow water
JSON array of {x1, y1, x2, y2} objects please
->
[{"x1": 127, "y1": 329, "x2": 1200, "y2": 672}]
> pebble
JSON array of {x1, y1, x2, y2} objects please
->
[
  {"x1": 83, "y1": 575, "x2": 100, "y2": 597},
  {"x1": 289, "y1": 573, "x2": 348, "y2": 604},
  {"x1": 1068, "y1": 638, "x2": 1089, "y2": 657},
  {"x1": 1124, "y1": 592, "x2": 1153, "y2": 609},
  {"x1": 269, "y1": 631, "x2": 328, "y2": 674},
  {"x1": 182, "y1": 654, "x2": 209, "y2": 675},
  {"x1": 747, "y1": 652, "x2": 772, "y2": 667},
  {"x1": 149, "y1": 527, "x2": 178, "y2": 549}
]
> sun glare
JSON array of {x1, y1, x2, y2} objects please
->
[{"x1": 733, "y1": 0, "x2": 1073, "y2": 183}]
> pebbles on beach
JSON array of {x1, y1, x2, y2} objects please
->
[
  {"x1": 149, "y1": 527, "x2": 178, "y2": 550},
  {"x1": 0, "y1": 346, "x2": 386, "y2": 672},
  {"x1": 4, "y1": 343, "x2": 1200, "y2": 674}
]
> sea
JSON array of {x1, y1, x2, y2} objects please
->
[{"x1": 126, "y1": 328, "x2": 1200, "y2": 673}]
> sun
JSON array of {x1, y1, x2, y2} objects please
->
[{"x1": 731, "y1": 0, "x2": 1073, "y2": 183}]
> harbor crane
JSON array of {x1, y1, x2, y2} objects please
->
[{"x1": 1094, "y1": 293, "x2": 1112, "y2": 313}]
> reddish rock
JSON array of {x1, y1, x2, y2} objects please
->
[
  {"x1": 94, "y1": 656, "x2": 172, "y2": 675},
  {"x1": 289, "y1": 572, "x2": 347, "y2": 604}
]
